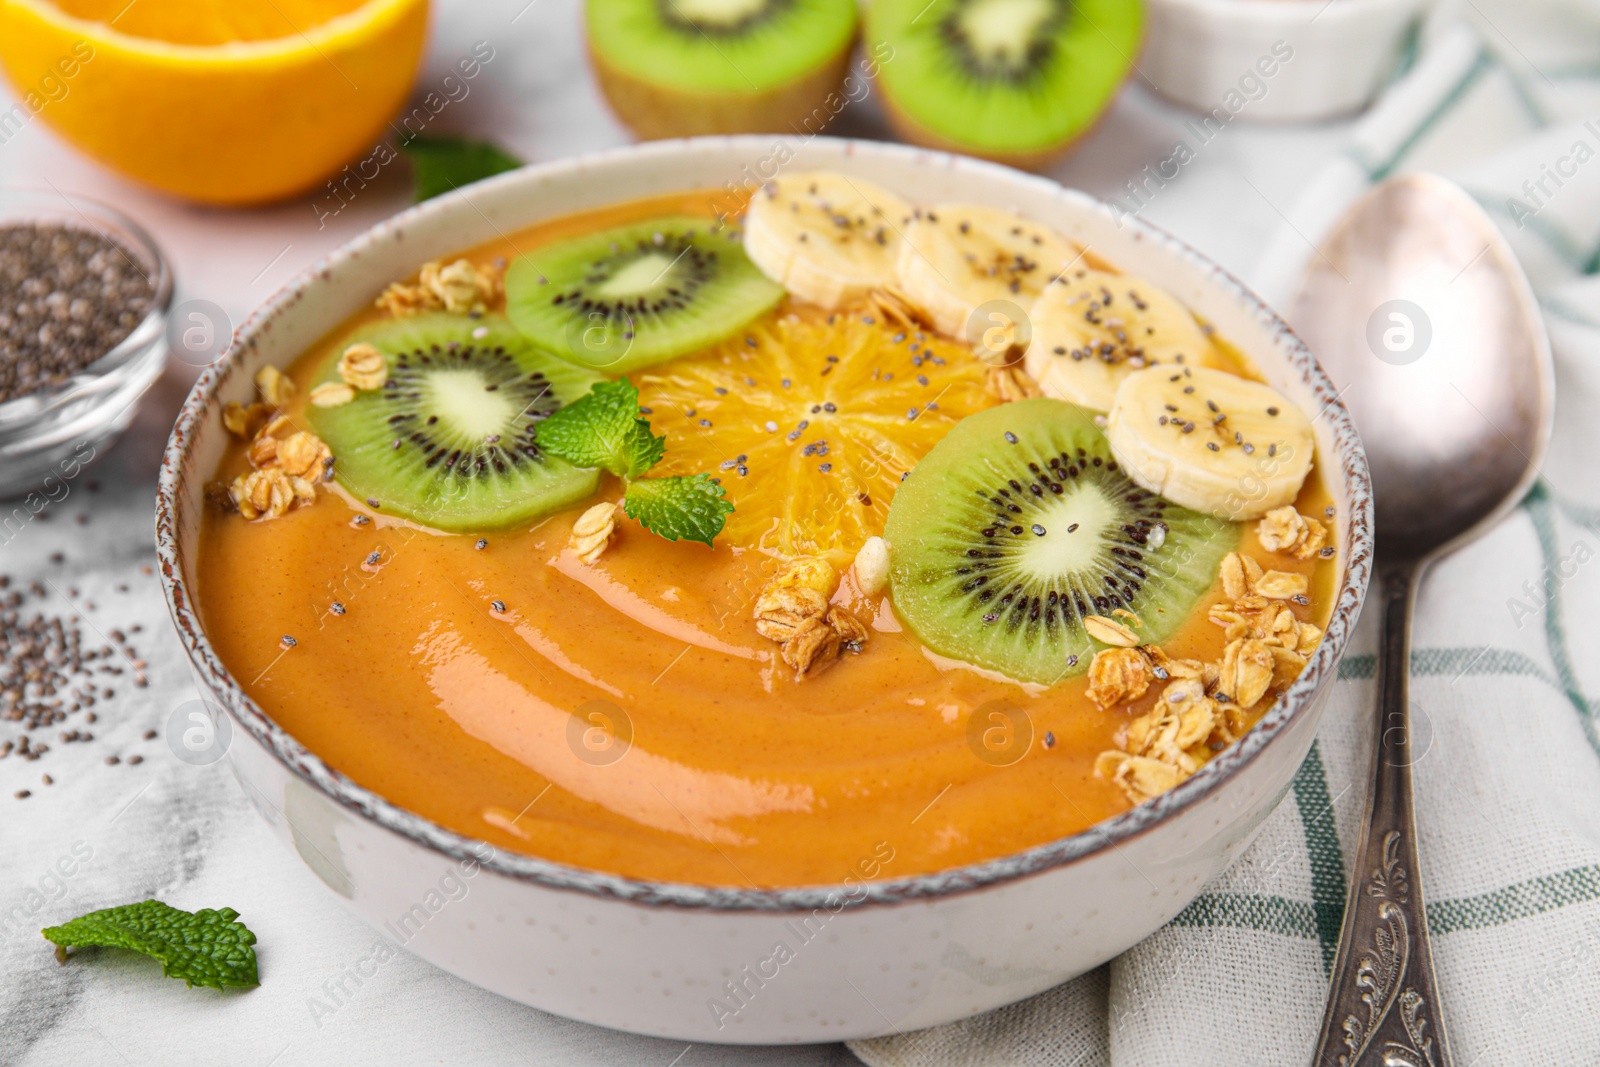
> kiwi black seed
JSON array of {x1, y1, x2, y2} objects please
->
[
  {"x1": 884, "y1": 398, "x2": 1237, "y2": 684},
  {"x1": 505, "y1": 216, "x2": 784, "y2": 375},
  {"x1": 307, "y1": 313, "x2": 604, "y2": 532},
  {"x1": 585, "y1": 0, "x2": 859, "y2": 138},
  {"x1": 867, "y1": 0, "x2": 1143, "y2": 168}
]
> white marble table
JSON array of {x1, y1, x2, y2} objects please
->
[{"x1": 0, "y1": 3, "x2": 1352, "y2": 1062}]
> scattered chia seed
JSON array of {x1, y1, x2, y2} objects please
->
[
  {"x1": 475, "y1": 538, "x2": 488, "y2": 550},
  {"x1": 1, "y1": 575, "x2": 152, "y2": 782},
  {"x1": 0, "y1": 223, "x2": 156, "y2": 404},
  {"x1": 330, "y1": 602, "x2": 346, "y2": 616},
  {"x1": 491, "y1": 600, "x2": 506, "y2": 613},
  {"x1": 280, "y1": 634, "x2": 297, "y2": 648}
]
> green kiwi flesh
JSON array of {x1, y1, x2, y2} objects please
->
[
  {"x1": 884, "y1": 398, "x2": 1237, "y2": 685},
  {"x1": 505, "y1": 216, "x2": 785, "y2": 375},
  {"x1": 867, "y1": 0, "x2": 1142, "y2": 156},
  {"x1": 586, "y1": 0, "x2": 858, "y2": 95},
  {"x1": 306, "y1": 314, "x2": 604, "y2": 532}
]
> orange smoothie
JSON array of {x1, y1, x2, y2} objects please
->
[{"x1": 196, "y1": 192, "x2": 1336, "y2": 887}]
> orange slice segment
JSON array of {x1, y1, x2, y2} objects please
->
[{"x1": 636, "y1": 303, "x2": 998, "y2": 564}]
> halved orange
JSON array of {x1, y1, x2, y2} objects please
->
[
  {"x1": 0, "y1": 0, "x2": 429, "y2": 205},
  {"x1": 636, "y1": 303, "x2": 997, "y2": 564}
]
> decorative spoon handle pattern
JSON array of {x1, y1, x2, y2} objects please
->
[{"x1": 1312, "y1": 560, "x2": 1452, "y2": 1067}]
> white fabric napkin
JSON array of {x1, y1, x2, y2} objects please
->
[{"x1": 852, "y1": 1, "x2": 1600, "y2": 1063}]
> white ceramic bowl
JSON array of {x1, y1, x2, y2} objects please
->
[
  {"x1": 156, "y1": 137, "x2": 1372, "y2": 1044},
  {"x1": 1143, "y1": 0, "x2": 1426, "y2": 122}
]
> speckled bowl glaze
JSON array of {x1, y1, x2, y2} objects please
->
[{"x1": 156, "y1": 137, "x2": 1372, "y2": 1044}]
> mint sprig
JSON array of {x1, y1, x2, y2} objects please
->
[
  {"x1": 400, "y1": 135, "x2": 522, "y2": 203},
  {"x1": 624, "y1": 474, "x2": 735, "y2": 546},
  {"x1": 536, "y1": 378, "x2": 733, "y2": 546},
  {"x1": 43, "y1": 900, "x2": 260, "y2": 991},
  {"x1": 535, "y1": 379, "x2": 664, "y2": 478}
]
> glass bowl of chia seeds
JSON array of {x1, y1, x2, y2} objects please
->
[{"x1": 0, "y1": 189, "x2": 173, "y2": 498}]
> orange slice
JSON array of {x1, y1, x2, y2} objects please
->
[
  {"x1": 0, "y1": 0, "x2": 429, "y2": 204},
  {"x1": 636, "y1": 302, "x2": 998, "y2": 564}
]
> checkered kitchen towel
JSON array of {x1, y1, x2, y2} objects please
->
[{"x1": 851, "y1": 1, "x2": 1600, "y2": 1063}]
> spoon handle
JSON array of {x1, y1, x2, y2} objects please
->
[{"x1": 1311, "y1": 559, "x2": 1453, "y2": 1067}]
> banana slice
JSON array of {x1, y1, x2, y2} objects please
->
[
  {"x1": 742, "y1": 172, "x2": 912, "y2": 308},
  {"x1": 895, "y1": 204, "x2": 1079, "y2": 342},
  {"x1": 1026, "y1": 270, "x2": 1225, "y2": 412},
  {"x1": 1105, "y1": 365, "x2": 1315, "y2": 521}
]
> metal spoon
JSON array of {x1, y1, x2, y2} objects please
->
[{"x1": 1291, "y1": 172, "x2": 1554, "y2": 1066}]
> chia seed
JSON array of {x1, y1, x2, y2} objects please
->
[
  {"x1": 1, "y1": 573, "x2": 151, "y2": 782},
  {"x1": 0, "y1": 223, "x2": 156, "y2": 404}
]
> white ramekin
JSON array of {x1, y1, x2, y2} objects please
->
[{"x1": 1142, "y1": 0, "x2": 1427, "y2": 122}]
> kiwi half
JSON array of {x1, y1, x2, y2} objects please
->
[
  {"x1": 505, "y1": 216, "x2": 784, "y2": 375},
  {"x1": 586, "y1": 0, "x2": 858, "y2": 138},
  {"x1": 866, "y1": 0, "x2": 1143, "y2": 169},
  {"x1": 884, "y1": 398, "x2": 1236, "y2": 684},
  {"x1": 307, "y1": 314, "x2": 603, "y2": 532}
]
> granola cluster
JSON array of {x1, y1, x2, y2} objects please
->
[
  {"x1": 569, "y1": 502, "x2": 618, "y2": 564},
  {"x1": 851, "y1": 536, "x2": 890, "y2": 598},
  {"x1": 1208, "y1": 550, "x2": 1323, "y2": 688},
  {"x1": 865, "y1": 288, "x2": 928, "y2": 332},
  {"x1": 753, "y1": 556, "x2": 869, "y2": 678},
  {"x1": 222, "y1": 367, "x2": 335, "y2": 521},
  {"x1": 1256, "y1": 505, "x2": 1329, "y2": 560},
  {"x1": 985, "y1": 363, "x2": 1043, "y2": 403},
  {"x1": 1091, "y1": 550, "x2": 1324, "y2": 805},
  {"x1": 307, "y1": 341, "x2": 392, "y2": 410},
  {"x1": 375, "y1": 258, "x2": 503, "y2": 317}
]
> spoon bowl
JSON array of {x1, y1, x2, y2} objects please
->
[{"x1": 1292, "y1": 172, "x2": 1553, "y2": 560}]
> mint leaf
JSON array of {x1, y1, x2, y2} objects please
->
[
  {"x1": 43, "y1": 900, "x2": 259, "y2": 991},
  {"x1": 536, "y1": 378, "x2": 664, "y2": 478},
  {"x1": 400, "y1": 135, "x2": 522, "y2": 203},
  {"x1": 624, "y1": 475, "x2": 734, "y2": 546}
]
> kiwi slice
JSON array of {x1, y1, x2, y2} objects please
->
[
  {"x1": 866, "y1": 0, "x2": 1143, "y2": 167},
  {"x1": 585, "y1": 0, "x2": 858, "y2": 138},
  {"x1": 306, "y1": 314, "x2": 603, "y2": 532},
  {"x1": 505, "y1": 217, "x2": 784, "y2": 375},
  {"x1": 884, "y1": 398, "x2": 1237, "y2": 684}
]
